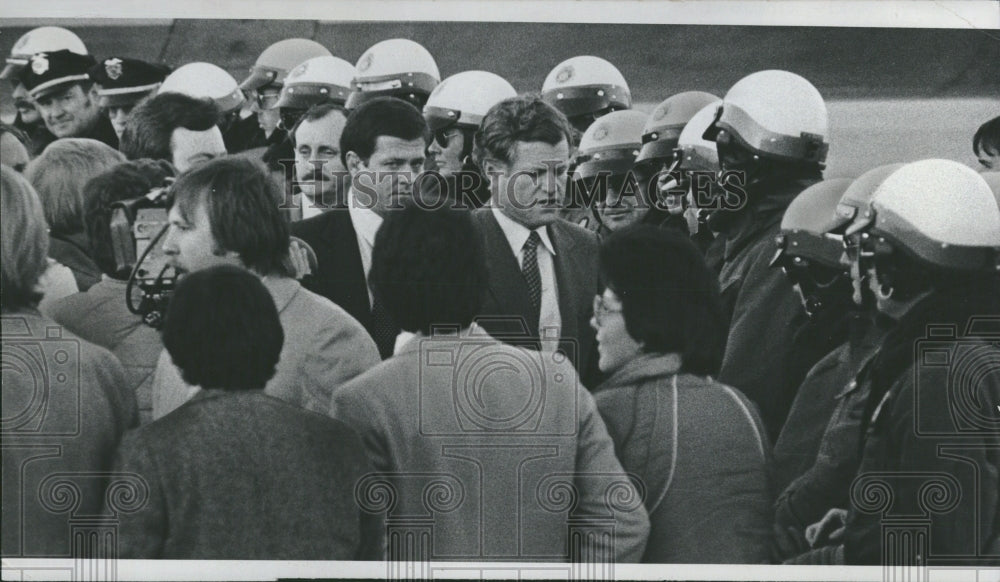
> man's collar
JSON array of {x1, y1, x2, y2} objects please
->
[
  {"x1": 490, "y1": 206, "x2": 556, "y2": 256},
  {"x1": 347, "y1": 187, "x2": 384, "y2": 245}
]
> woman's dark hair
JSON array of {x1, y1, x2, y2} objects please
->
[
  {"x1": 599, "y1": 224, "x2": 726, "y2": 376},
  {"x1": 973, "y1": 115, "x2": 1000, "y2": 158},
  {"x1": 369, "y1": 204, "x2": 487, "y2": 335},
  {"x1": 82, "y1": 159, "x2": 176, "y2": 279},
  {"x1": 163, "y1": 264, "x2": 283, "y2": 391}
]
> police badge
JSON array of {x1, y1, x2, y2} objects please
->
[
  {"x1": 592, "y1": 123, "x2": 609, "y2": 141},
  {"x1": 555, "y1": 65, "x2": 574, "y2": 84},
  {"x1": 290, "y1": 61, "x2": 308, "y2": 79},
  {"x1": 30, "y1": 53, "x2": 49, "y2": 75},
  {"x1": 105, "y1": 58, "x2": 124, "y2": 80},
  {"x1": 358, "y1": 52, "x2": 374, "y2": 73}
]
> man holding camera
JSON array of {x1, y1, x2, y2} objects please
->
[{"x1": 150, "y1": 156, "x2": 379, "y2": 418}]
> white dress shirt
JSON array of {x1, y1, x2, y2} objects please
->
[
  {"x1": 491, "y1": 206, "x2": 562, "y2": 347},
  {"x1": 347, "y1": 187, "x2": 384, "y2": 307}
]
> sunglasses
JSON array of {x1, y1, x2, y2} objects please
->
[{"x1": 432, "y1": 129, "x2": 462, "y2": 148}]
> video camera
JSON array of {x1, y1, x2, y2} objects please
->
[{"x1": 108, "y1": 181, "x2": 175, "y2": 329}]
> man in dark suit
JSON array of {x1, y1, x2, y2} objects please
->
[
  {"x1": 470, "y1": 95, "x2": 601, "y2": 387},
  {"x1": 292, "y1": 97, "x2": 429, "y2": 359}
]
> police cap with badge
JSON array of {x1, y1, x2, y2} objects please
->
[
  {"x1": 88, "y1": 57, "x2": 171, "y2": 107},
  {"x1": 18, "y1": 49, "x2": 97, "y2": 100}
]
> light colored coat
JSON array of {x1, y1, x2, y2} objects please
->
[
  {"x1": 331, "y1": 330, "x2": 650, "y2": 563},
  {"x1": 151, "y1": 276, "x2": 379, "y2": 418}
]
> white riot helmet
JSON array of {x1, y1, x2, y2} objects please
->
[
  {"x1": 867, "y1": 159, "x2": 1000, "y2": 273},
  {"x1": 2, "y1": 26, "x2": 87, "y2": 79},
  {"x1": 675, "y1": 100, "x2": 724, "y2": 173},
  {"x1": 423, "y1": 71, "x2": 517, "y2": 133},
  {"x1": 981, "y1": 172, "x2": 1000, "y2": 202},
  {"x1": 160, "y1": 62, "x2": 246, "y2": 114},
  {"x1": 274, "y1": 55, "x2": 355, "y2": 110},
  {"x1": 706, "y1": 70, "x2": 829, "y2": 166},
  {"x1": 637, "y1": 91, "x2": 719, "y2": 165},
  {"x1": 572, "y1": 110, "x2": 647, "y2": 180},
  {"x1": 345, "y1": 39, "x2": 440, "y2": 110},
  {"x1": 541, "y1": 56, "x2": 631, "y2": 126},
  {"x1": 240, "y1": 38, "x2": 331, "y2": 91}
]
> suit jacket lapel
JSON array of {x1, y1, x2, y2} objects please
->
[
  {"x1": 475, "y1": 209, "x2": 538, "y2": 337},
  {"x1": 318, "y1": 210, "x2": 370, "y2": 324},
  {"x1": 549, "y1": 221, "x2": 581, "y2": 344}
]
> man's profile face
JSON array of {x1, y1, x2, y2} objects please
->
[
  {"x1": 350, "y1": 135, "x2": 426, "y2": 217},
  {"x1": 491, "y1": 139, "x2": 570, "y2": 230},
  {"x1": 34, "y1": 83, "x2": 101, "y2": 138},
  {"x1": 13, "y1": 83, "x2": 40, "y2": 125},
  {"x1": 107, "y1": 104, "x2": 135, "y2": 139},
  {"x1": 294, "y1": 111, "x2": 349, "y2": 208},
  {"x1": 162, "y1": 194, "x2": 241, "y2": 276},
  {"x1": 170, "y1": 126, "x2": 227, "y2": 173}
]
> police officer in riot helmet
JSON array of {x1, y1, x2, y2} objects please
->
[
  {"x1": 541, "y1": 55, "x2": 631, "y2": 141},
  {"x1": 241, "y1": 38, "x2": 332, "y2": 166},
  {"x1": 788, "y1": 159, "x2": 1000, "y2": 565},
  {"x1": 770, "y1": 163, "x2": 902, "y2": 561},
  {"x1": 701, "y1": 69, "x2": 831, "y2": 440},
  {"x1": 567, "y1": 109, "x2": 647, "y2": 235},
  {"x1": 345, "y1": 39, "x2": 440, "y2": 111},
  {"x1": 423, "y1": 70, "x2": 517, "y2": 207}
]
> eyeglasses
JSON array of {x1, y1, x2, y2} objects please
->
[
  {"x1": 432, "y1": 129, "x2": 462, "y2": 148},
  {"x1": 592, "y1": 294, "x2": 623, "y2": 325}
]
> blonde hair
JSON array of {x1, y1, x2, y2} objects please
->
[
  {"x1": 24, "y1": 138, "x2": 124, "y2": 235},
  {"x1": 1, "y1": 165, "x2": 50, "y2": 310}
]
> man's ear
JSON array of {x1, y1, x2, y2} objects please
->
[
  {"x1": 345, "y1": 151, "x2": 363, "y2": 174},
  {"x1": 86, "y1": 83, "x2": 100, "y2": 102},
  {"x1": 480, "y1": 157, "x2": 505, "y2": 180}
]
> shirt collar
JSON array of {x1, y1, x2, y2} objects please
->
[
  {"x1": 348, "y1": 187, "x2": 384, "y2": 247},
  {"x1": 491, "y1": 205, "x2": 556, "y2": 257}
]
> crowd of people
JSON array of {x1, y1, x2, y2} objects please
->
[{"x1": 2, "y1": 25, "x2": 999, "y2": 567}]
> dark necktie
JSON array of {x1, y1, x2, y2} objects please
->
[
  {"x1": 522, "y1": 230, "x2": 542, "y2": 311},
  {"x1": 370, "y1": 294, "x2": 398, "y2": 360}
]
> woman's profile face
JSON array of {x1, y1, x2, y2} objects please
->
[{"x1": 590, "y1": 288, "x2": 645, "y2": 374}]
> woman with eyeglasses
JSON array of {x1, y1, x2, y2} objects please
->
[{"x1": 590, "y1": 224, "x2": 772, "y2": 563}]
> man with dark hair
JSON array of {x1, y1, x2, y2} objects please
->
[
  {"x1": 18, "y1": 50, "x2": 118, "y2": 148},
  {"x1": 292, "y1": 96, "x2": 428, "y2": 359},
  {"x1": 331, "y1": 204, "x2": 649, "y2": 563},
  {"x1": 973, "y1": 115, "x2": 1000, "y2": 171},
  {"x1": 152, "y1": 156, "x2": 379, "y2": 418},
  {"x1": 119, "y1": 92, "x2": 226, "y2": 173},
  {"x1": 112, "y1": 264, "x2": 383, "y2": 559},
  {"x1": 470, "y1": 94, "x2": 602, "y2": 387},
  {"x1": 289, "y1": 102, "x2": 350, "y2": 219},
  {"x1": 47, "y1": 159, "x2": 175, "y2": 423}
]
